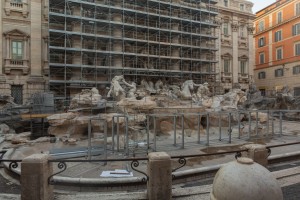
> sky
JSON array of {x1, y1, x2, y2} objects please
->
[{"x1": 248, "y1": 0, "x2": 276, "y2": 13}]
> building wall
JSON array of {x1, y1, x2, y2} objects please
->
[
  {"x1": 216, "y1": 0, "x2": 255, "y2": 93},
  {"x1": 0, "y1": 0, "x2": 48, "y2": 104},
  {"x1": 254, "y1": 0, "x2": 300, "y2": 95}
]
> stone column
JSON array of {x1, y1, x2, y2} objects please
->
[
  {"x1": 147, "y1": 152, "x2": 172, "y2": 200},
  {"x1": 231, "y1": 20, "x2": 239, "y2": 86},
  {"x1": 248, "y1": 24, "x2": 254, "y2": 80},
  {"x1": 21, "y1": 154, "x2": 53, "y2": 200},
  {"x1": 242, "y1": 144, "x2": 268, "y2": 167},
  {"x1": 6, "y1": 37, "x2": 10, "y2": 59},
  {"x1": 30, "y1": 0, "x2": 42, "y2": 76},
  {"x1": 28, "y1": 0, "x2": 45, "y2": 86}
]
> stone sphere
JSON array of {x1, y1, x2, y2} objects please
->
[{"x1": 210, "y1": 157, "x2": 283, "y2": 200}]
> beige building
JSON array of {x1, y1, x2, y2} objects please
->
[
  {"x1": 215, "y1": 0, "x2": 255, "y2": 93},
  {"x1": 0, "y1": 0, "x2": 49, "y2": 104}
]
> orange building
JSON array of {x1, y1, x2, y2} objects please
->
[{"x1": 254, "y1": 0, "x2": 300, "y2": 96}]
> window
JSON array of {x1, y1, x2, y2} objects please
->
[
  {"x1": 223, "y1": 23, "x2": 229, "y2": 36},
  {"x1": 295, "y1": 43, "x2": 300, "y2": 56},
  {"x1": 275, "y1": 30, "x2": 282, "y2": 42},
  {"x1": 240, "y1": 4, "x2": 244, "y2": 11},
  {"x1": 240, "y1": 60, "x2": 247, "y2": 74},
  {"x1": 240, "y1": 26, "x2": 245, "y2": 38},
  {"x1": 260, "y1": 89, "x2": 266, "y2": 96},
  {"x1": 259, "y1": 21, "x2": 264, "y2": 32},
  {"x1": 275, "y1": 68, "x2": 284, "y2": 77},
  {"x1": 224, "y1": 59, "x2": 230, "y2": 73},
  {"x1": 296, "y1": 3, "x2": 300, "y2": 16},
  {"x1": 11, "y1": 85, "x2": 23, "y2": 105},
  {"x1": 292, "y1": 23, "x2": 300, "y2": 36},
  {"x1": 259, "y1": 52, "x2": 265, "y2": 64},
  {"x1": 294, "y1": 87, "x2": 300, "y2": 96},
  {"x1": 224, "y1": 0, "x2": 228, "y2": 7},
  {"x1": 12, "y1": 41, "x2": 23, "y2": 60},
  {"x1": 277, "y1": 12, "x2": 282, "y2": 24},
  {"x1": 293, "y1": 65, "x2": 300, "y2": 74},
  {"x1": 258, "y1": 71, "x2": 266, "y2": 79},
  {"x1": 258, "y1": 37, "x2": 265, "y2": 47},
  {"x1": 276, "y1": 47, "x2": 283, "y2": 60}
]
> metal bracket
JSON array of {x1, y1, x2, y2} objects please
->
[
  {"x1": 48, "y1": 162, "x2": 67, "y2": 185},
  {"x1": 172, "y1": 157, "x2": 187, "y2": 179},
  {"x1": 131, "y1": 160, "x2": 148, "y2": 182}
]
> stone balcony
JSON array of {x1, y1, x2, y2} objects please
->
[
  {"x1": 221, "y1": 72, "x2": 232, "y2": 82},
  {"x1": 238, "y1": 73, "x2": 250, "y2": 83},
  {"x1": 4, "y1": 59, "x2": 29, "y2": 75}
]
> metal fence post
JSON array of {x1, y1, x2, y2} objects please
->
[
  {"x1": 181, "y1": 114, "x2": 185, "y2": 149},
  {"x1": 112, "y1": 117, "x2": 115, "y2": 153},
  {"x1": 228, "y1": 112, "x2": 232, "y2": 144},
  {"x1": 272, "y1": 111, "x2": 274, "y2": 135},
  {"x1": 255, "y1": 111, "x2": 258, "y2": 136},
  {"x1": 238, "y1": 111, "x2": 241, "y2": 139},
  {"x1": 197, "y1": 113, "x2": 201, "y2": 144},
  {"x1": 248, "y1": 111, "x2": 251, "y2": 139},
  {"x1": 279, "y1": 111, "x2": 283, "y2": 137},
  {"x1": 174, "y1": 115, "x2": 177, "y2": 146},
  {"x1": 206, "y1": 113, "x2": 209, "y2": 146},
  {"x1": 125, "y1": 116, "x2": 129, "y2": 155},
  {"x1": 88, "y1": 119, "x2": 92, "y2": 160},
  {"x1": 147, "y1": 115, "x2": 150, "y2": 150},
  {"x1": 266, "y1": 110, "x2": 269, "y2": 137},
  {"x1": 104, "y1": 120, "x2": 107, "y2": 165},
  {"x1": 219, "y1": 112, "x2": 222, "y2": 141},
  {"x1": 153, "y1": 116, "x2": 157, "y2": 152},
  {"x1": 117, "y1": 116, "x2": 120, "y2": 152}
]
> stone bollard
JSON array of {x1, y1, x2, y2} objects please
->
[
  {"x1": 242, "y1": 144, "x2": 268, "y2": 166},
  {"x1": 21, "y1": 154, "x2": 53, "y2": 200},
  {"x1": 147, "y1": 152, "x2": 172, "y2": 200}
]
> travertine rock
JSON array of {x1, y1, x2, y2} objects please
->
[
  {"x1": 69, "y1": 88, "x2": 105, "y2": 109},
  {"x1": 117, "y1": 97, "x2": 157, "y2": 113},
  {"x1": 47, "y1": 112, "x2": 78, "y2": 126},
  {"x1": 251, "y1": 112, "x2": 268, "y2": 123},
  {"x1": 0, "y1": 124, "x2": 13, "y2": 134}
]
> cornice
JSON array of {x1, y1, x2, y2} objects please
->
[{"x1": 254, "y1": 15, "x2": 300, "y2": 37}]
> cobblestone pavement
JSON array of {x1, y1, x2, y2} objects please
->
[
  {"x1": 282, "y1": 183, "x2": 300, "y2": 200},
  {"x1": 0, "y1": 172, "x2": 20, "y2": 194}
]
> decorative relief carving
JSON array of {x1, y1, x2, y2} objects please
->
[
  {"x1": 231, "y1": 23, "x2": 239, "y2": 32},
  {"x1": 247, "y1": 26, "x2": 255, "y2": 35}
]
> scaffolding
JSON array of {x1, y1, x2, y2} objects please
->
[{"x1": 48, "y1": 0, "x2": 219, "y2": 100}]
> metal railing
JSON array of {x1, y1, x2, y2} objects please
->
[{"x1": 1, "y1": 141, "x2": 300, "y2": 187}]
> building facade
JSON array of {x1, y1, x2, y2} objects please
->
[
  {"x1": 215, "y1": 0, "x2": 255, "y2": 93},
  {"x1": 254, "y1": 0, "x2": 300, "y2": 96},
  {"x1": 0, "y1": 0, "x2": 49, "y2": 104},
  {"x1": 48, "y1": 0, "x2": 219, "y2": 100}
]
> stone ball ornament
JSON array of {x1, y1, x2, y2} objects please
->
[{"x1": 210, "y1": 157, "x2": 283, "y2": 200}]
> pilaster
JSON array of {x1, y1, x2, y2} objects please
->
[{"x1": 232, "y1": 19, "x2": 239, "y2": 85}]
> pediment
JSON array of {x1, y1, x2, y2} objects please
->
[
  {"x1": 239, "y1": 55, "x2": 248, "y2": 60},
  {"x1": 3, "y1": 29, "x2": 29, "y2": 37},
  {"x1": 222, "y1": 53, "x2": 233, "y2": 59}
]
